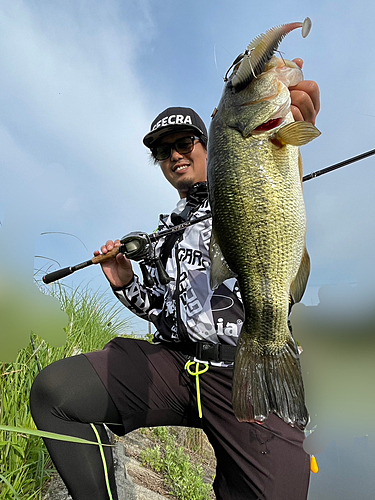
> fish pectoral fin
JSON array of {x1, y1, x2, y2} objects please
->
[
  {"x1": 290, "y1": 246, "x2": 311, "y2": 303},
  {"x1": 273, "y1": 121, "x2": 321, "y2": 146},
  {"x1": 209, "y1": 232, "x2": 237, "y2": 290}
]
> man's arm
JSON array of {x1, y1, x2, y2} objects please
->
[
  {"x1": 290, "y1": 58, "x2": 320, "y2": 125},
  {"x1": 94, "y1": 239, "x2": 164, "y2": 320}
]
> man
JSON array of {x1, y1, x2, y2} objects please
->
[{"x1": 30, "y1": 60, "x2": 320, "y2": 500}]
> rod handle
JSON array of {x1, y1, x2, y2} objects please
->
[
  {"x1": 91, "y1": 246, "x2": 121, "y2": 264},
  {"x1": 43, "y1": 247, "x2": 121, "y2": 284},
  {"x1": 42, "y1": 266, "x2": 74, "y2": 284}
]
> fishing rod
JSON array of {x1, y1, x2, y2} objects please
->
[
  {"x1": 42, "y1": 214, "x2": 211, "y2": 285},
  {"x1": 42, "y1": 147, "x2": 375, "y2": 285},
  {"x1": 302, "y1": 148, "x2": 375, "y2": 182}
]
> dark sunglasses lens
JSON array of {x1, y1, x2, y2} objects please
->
[
  {"x1": 152, "y1": 137, "x2": 196, "y2": 160},
  {"x1": 153, "y1": 145, "x2": 170, "y2": 160},
  {"x1": 175, "y1": 138, "x2": 194, "y2": 154}
]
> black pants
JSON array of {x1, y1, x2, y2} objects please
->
[{"x1": 30, "y1": 338, "x2": 310, "y2": 500}]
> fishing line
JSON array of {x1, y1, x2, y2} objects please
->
[
  {"x1": 40, "y1": 231, "x2": 89, "y2": 251},
  {"x1": 213, "y1": 42, "x2": 233, "y2": 80},
  {"x1": 213, "y1": 43, "x2": 220, "y2": 78}
]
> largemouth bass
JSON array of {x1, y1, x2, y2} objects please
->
[{"x1": 207, "y1": 19, "x2": 320, "y2": 427}]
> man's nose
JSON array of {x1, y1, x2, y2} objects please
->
[{"x1": 170, "y1": 147, "x2": 183, "y2": 160}]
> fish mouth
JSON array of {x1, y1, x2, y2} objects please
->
[{"x1": 227, "y1": 18, "x2": 312, "y2": 93}]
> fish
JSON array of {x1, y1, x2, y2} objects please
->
[{"x1": 207, "y1": 18, "x2": 320, "y2": 427}]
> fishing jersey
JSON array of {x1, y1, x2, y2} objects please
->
[{"x1": 112, "y1": 190, "x2": 244, "y2": 348}]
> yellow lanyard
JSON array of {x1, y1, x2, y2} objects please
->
[
  {"x1": 185, "y1": 360, "x2": 318, "y2": 476},
  {"x1": 185, "y1": 360, "x2": 209, "y2": 418}
]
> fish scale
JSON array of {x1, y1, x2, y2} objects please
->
[
  {"x1": 207, "y1": 19, "x2": 320, "y2": 426},
  {"x1": 211, "y1": 125, "x2": 305, "y2": 349}
]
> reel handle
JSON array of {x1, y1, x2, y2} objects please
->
[
  {"x1": 155, "y1": 258, "x2": 171, "y2": 285},
  {"x1": 140, "y1": 263, "x2": 155, "y2": 287}
]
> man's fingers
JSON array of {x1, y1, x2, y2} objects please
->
[
  {"x1": 296, "y1": 80, "x2": 321, "y2": 115},
  {"x1": 290, "y1": 90, "x2": 316, "y2": 123},
  {"x1": 290, "y1": 104, "x2": 304, "y2": 123},
  {"x1": 290, "y1": 80, "x2": 320, "y2": 119},
  {"x1": 292, "y1": 57, "x2": 303, "y2": 70},
  {"x1": 94, "y1": 239, "x2": 121, "y2": 256},
  {"x1": 290, "y1": 82, "x2": 320, "y2": 125}
]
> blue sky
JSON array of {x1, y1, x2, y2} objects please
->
[{"x1": 1, "y1": 1, "x2": 375, "y2": 496}]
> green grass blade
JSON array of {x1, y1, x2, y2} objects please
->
[
  {"x1": 0, "y1": 425, "x2": 114, "y2": 447},
  {"x1": 0, "y1": 472, "x2": 22, "y2": 499}
]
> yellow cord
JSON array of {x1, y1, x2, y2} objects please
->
[
  {"x1": 90, "y1": 423, "x2": 114, "y2": 500},
  {"x1": 185, "y1": 360, "x2": 209, "y2": 418}
]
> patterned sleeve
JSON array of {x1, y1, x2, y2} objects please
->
[{"x1": 112, "y1": 273, "x2": 165, "y2": 320}]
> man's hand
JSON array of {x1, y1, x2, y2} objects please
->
[
  {"x1": 290, "y1": 58, "x2": 320, "y2": 125},
  {"x1": 94, "y1": 240, "x2": 134, "y2": 288}
]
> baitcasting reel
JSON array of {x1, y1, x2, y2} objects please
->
[{"x1": 119, "y1": 231, "x2": 171, "y2": 287}]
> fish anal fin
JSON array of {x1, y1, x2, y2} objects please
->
[
  {"x1": 232, "y1": 329, "x2": 309, "y2": 427},
  {"x1": 290, "y1": 246, "x2": 311, "y2": 303},
  {"x1": 273, "y1": 121, "x2": 321, "y2": 146},
  {"x1": 209, "y1": 232, "x2": 237, "y2": 290}
]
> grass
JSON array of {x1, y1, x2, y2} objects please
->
[
  {"x1": 0, "y1": 281, "x2": 131, "y2": 499},
  {"x1": 141, "y1": 427, "x2": 214, "y2": 500}
]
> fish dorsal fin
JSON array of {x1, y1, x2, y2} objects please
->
[
  {"x1": 209, "y1": 231, "x2": 237, "y2": 290},
  {"x1": 273, "y1": 121, "x2": 321, "y2": 146},
  {"x1": 290, "y1": 246, "x2": 311, "y2": 303}
]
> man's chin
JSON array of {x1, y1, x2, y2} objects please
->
[{"x1": 175, "y1": 178, "x2": 195, "y2": 194}]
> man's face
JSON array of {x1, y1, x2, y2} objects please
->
[{"x1": 156, "y1": 131, "x2": 207, "y2": 198}]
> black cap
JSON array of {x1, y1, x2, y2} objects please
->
[{"x1": 143, "y1": 107, "x2": 208, "y2": 148}]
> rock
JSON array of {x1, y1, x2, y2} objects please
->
[
  {"x1": 42, "y1": 473, "x2": 72, "y2": 500},
  {"x1": 43, "y1": 426, "x2": 215, "y2": 500},
  {"x1": 43, "y1": 433, "x2": 171, "y2": 500},
  {"x1": 112, "y1": 439, "x2": 138, "y2": 500}
]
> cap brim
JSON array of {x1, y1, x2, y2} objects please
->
[{"x1": 143, "y1": 124, "x2": 206, "y2": 148}]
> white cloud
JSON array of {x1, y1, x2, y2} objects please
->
[{"x1": 0, "y1": 1, "x2": 174, "y2": 354}]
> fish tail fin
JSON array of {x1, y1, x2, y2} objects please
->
[{"x1": 232, "y1": 327, "x2": 309, "y2": 427}]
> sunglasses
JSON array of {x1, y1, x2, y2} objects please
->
[{"x1": 151, "y1": 136, "x2": 200, "y2": 161}]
